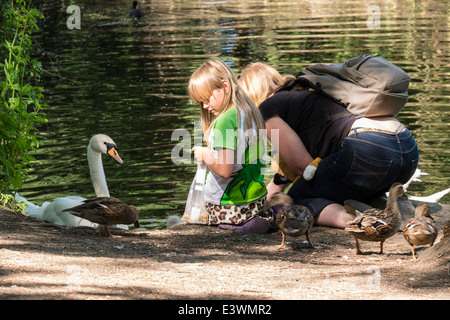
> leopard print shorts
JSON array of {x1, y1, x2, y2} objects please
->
[{"x1": 205, "y1": 196, "x2": 272, "y2": 225}]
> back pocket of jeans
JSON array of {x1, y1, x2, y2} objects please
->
[{"x1": 343, "y1": 151, "x2": 392, "y2": 190}]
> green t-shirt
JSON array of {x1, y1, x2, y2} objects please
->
[{"x1": 205, "y1": 107, "x2": 267, "y2": 205}]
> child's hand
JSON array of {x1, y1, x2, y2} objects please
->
[{"x1": 192, "y1": 146, "x2": 207, "y2": 163}]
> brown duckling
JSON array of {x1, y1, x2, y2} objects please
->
[
  {"x1": 276, "y1": 205, "x2": 314, "y2": 248},
  {"x1": 345, "y1": 182, "x2": 404, "y2": 255},
  {"x1": 402, "y1": 203, "x2": 438, "y2": 259},
  {"x1": 266, "y1": 193, "x2": 314, "y2": 248},
  {"x1": 63, "y1": 197, "x2": 139, "y2": 237}
]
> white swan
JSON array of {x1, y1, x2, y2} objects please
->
[
  {"x1": 389, "y1": 168, "x2": 450, "y2": 203},
  {"x1": 408, "y1": 188, "x2": 450, "y2": 203},
  {"x1": 15, "y1": 134, "x2": 124, "y2": 227},
  {"x1": 403, "y1": 168, "x2": 428, "y2": 190}
]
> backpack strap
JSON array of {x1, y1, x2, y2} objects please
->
[{"x1": 293, "y1": 73, "x2": 349, "y2": 109}]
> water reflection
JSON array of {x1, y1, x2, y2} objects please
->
[{"x1": 21, "y1": 0, "x2": 449, "y2": 225}]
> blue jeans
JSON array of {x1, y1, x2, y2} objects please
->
[{"x1": 288, "y1": 128, "x2": 419, "y2": 217}]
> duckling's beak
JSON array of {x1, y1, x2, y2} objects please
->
[{"x1": 106, "y1": 144, "x2": 124, "y2": 164}]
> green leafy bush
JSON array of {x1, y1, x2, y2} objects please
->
[
  {"x1": 0, "y1": 0, "x2": 48, "y2": 193},
  {"x1": 1, "y1": 192, "x2": 26, "y2": 214}
]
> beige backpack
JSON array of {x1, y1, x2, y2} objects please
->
[{"x1": 296, "y1": 54, "x2": 411, "y2": 117}]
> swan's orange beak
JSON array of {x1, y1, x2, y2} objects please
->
[{"x1": 107, "y1": 147, "x2": 124, "y2": 165}]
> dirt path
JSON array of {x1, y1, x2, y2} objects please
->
[{"x1": 0, "y1": 204, "x2": 448, "y2": 300}]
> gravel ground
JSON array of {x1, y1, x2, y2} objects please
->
[{"x1": 0, "y1": 204, "x2": 448, "y2": 300}]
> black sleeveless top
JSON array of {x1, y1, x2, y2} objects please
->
[{"x1": 259, "y1": 89, "x2": 356, "y2": 158}]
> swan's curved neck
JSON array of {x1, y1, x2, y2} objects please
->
[{"x1": 87, "y1": 146, "x2": 110, "y2": 197}]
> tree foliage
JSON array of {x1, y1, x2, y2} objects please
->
[{"x1": 0, "y1": 0, "x2": 48, "y2": 192}]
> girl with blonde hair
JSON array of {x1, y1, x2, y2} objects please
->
[{"x1": 188, "y1": 58, "x2": 270, "y2": 233}]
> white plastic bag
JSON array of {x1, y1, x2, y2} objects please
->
[{"x1": 182, "y1": 161, "x2": 208, "y2": 224}]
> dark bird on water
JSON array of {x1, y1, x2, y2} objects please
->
[{"x1": 129, "y1": 1, "x2": 145, "y2": 18}]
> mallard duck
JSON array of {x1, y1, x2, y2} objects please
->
[
  {"x1": 344, "y1": 199, "x2": 373, "y2": 216},
  {"x1": 265, "y1": 193, "x2": 314, "y2": 248},
  {"x1": 63, "y1": 197, "x2": 139, "y2": 237},
  {"x1": 345, "y1": 194, "x2": 415, "y2": 228},
  {"x1": 345, "y1": 182, "x2": 404, "y2": 255},
  {"x1": 402, "y1": 203, "x2": 437, "y2": 259},
  {"x1": 258, "y1": 192, "x2": 293, "y2": 217},
  {"x1": 277, "y1": 205, "x2": 314, "y2": 248}
]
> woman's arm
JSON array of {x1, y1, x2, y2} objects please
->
[
  {"x1": 192, "y1": 146, "x2": 234, "y2": 179},
  {"x1": 265, "y1": 116, "x2": 313, "y2": 176}
]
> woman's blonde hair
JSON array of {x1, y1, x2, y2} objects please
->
[
  {"x1": 239, "y1": 62, "x2": 308, "y2": 107},
  {"x1": 188, "y1": 58, "x2": 265, "y2": 139},
  {"x1": 238, "y1": 62, "x2": 284, "y2": 107}
]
